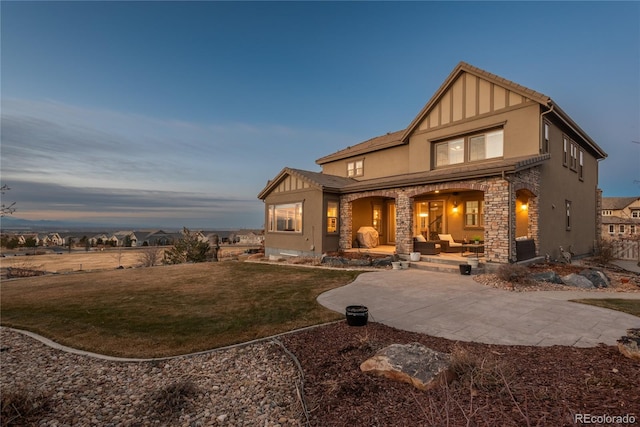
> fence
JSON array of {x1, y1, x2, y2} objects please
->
[{"x1": 612, "y1": 239, "x2": 639, "y2": 261}]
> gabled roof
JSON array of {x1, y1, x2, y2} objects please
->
[
  {"x1": 401, "y1": 62, "x2": 550, "y2": 142},
  {"x1": 257, "y1": 167, "x2": 358, "y2": 199},
  {"x1": 316, "y1": 61, "x2": 606, "y2": 165},
  {"x1": 602, "y1": 197, "x2": 640, "y2": 210},
  {"x1": 316, "y1": 130, "x2": 405, "y2": 165}
]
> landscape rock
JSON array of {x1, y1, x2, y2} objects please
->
[
  {"x1": 360, "y1": 342, "x2": 452, "y2": 390},
  {"x1": 618, "y1": 328, "x2": 640, "y2": 361},
  {"x1": 561, "y1": 273, "x2": 595, "y2": 289},
  {"x1": 320, "y1": 256, "x2": 348, "y2": 266},
  {"x1": 531, "y1": 271, "x2": 563, "y2": 284},
  {"x1": 371, "y1": 256, "x2": 393, "y2": 267},
  {"x1": 578, "y1": 268, "x2": 609, "y2": 288}
]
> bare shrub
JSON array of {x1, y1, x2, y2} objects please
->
[
  {"x1": 137, "y1": 246, "x2": 164, "y2": 267},
  {"x1": 1, "y1": 386, "x2": 52, "y2": 426},
  {"x1": 147, "y1": 380, "x2": 199, "y2": 419},
  {"x1": 496, "y1": 264, "x2": 531, "y2": 285},
  {"x1": 449, "y1": 345, "x2": 513, "y2": 393},
  {"x1": 594, "y1": 238, "x2": 615, "y2": 266}
]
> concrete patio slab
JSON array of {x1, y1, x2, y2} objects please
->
[{"x1": 318, "y1": 269, "x2": 640, "y2": 347}]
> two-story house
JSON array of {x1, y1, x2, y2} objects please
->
[
  {"x1": 601, "y1": 197, "x2": 640, "y2": 238},
  {"x1": 258, "y1": 62, "x2": 607, "y2": 264}
]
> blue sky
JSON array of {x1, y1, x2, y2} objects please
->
[{"x1": 1, "y1": 1, "x2": 638, "y2": 229}]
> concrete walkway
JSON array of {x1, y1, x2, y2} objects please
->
[{"x1": 318, "y1": 270, "x2": 640, "y2": 347}]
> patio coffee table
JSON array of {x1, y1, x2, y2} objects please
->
[{"x1": 462, "y1": 243, "x2": 484, "y2": 258}]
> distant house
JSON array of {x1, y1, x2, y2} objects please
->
[
  {"x1": 112, "y1": 231, "x2": 140, "y2": 247},
  {"x1": 235, "y1": 229, "x2": 264, "y2": 245},
  {"x1": 601, "y1": 197, "x2": 640, "y2": 238},
  {"x1": 143, "y1": 230, "x2": 179, "y2": 246},
  {"x1": 258, "y1": 62, "x2": 607, "y2": 264}
]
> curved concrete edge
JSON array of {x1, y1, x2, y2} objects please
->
[{"x1": 1, "y1": 321, "x2": 343, "y2": 363}]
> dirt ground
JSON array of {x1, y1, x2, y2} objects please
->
[
  {"x1": 281, "y1": 321, "x2": 639, "y2": 427},
  {"x1": 0, "y1": 246, "x2": 257, "y2": 273}
]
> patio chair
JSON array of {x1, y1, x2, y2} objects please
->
[
  {"x1": 438, "y1": 234, "x2": 464, "y2": 253},
  {"x1": 413, "y1": 237, "x2": 441, "y2": 255}
]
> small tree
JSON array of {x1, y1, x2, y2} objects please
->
[
  {"x1": 164, "y1": 228, "x2": 210, "y2": 264},
  {"x1": 1, "y1": 184, "x2": 16, "y2": 217},
  {"x1": 138, "y1": 246, "x2": 164, "y2": 267}
]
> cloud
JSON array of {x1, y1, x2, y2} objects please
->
[{"x1": 0, "y1": 97, "x2": 355, "y2": 227}]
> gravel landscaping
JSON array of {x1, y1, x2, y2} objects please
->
[{"x1": 0, "y1": 328, "x2": 305, "y2": 426}]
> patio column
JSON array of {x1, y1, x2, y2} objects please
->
[
  {"x1": 484, "y1": 178, "x2": 510, "y2": 263},
  {"x1": 395, "y1": 190, "x2": 413, "y2": 254},
  {"x1": 339, "y1": 198, "x2": 352, "y2": 250}
]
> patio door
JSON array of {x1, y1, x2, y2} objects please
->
[
  {"x1": 415, "y1": 201, "x2": 444, "y2": 240},
  {"x1": 387, "y1": 203, "x2": 396, "y2": 244}
]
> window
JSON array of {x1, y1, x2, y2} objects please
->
[
  {"x1": 464, "y1": 200, "x2": 484, "y2": 227},
  {"x1": 347, "y1": 160, "x2": 363, "y2": 177},
  {"x1": 632, "y1": 210, "x2": 640, "y2": 218},
  {"x1": 579, "y1": 150, "x2": 584, "y2": 179},
  {"x1": 609, "y1": 225, "x2": 615, "y2": 234},
  {"x1": 631, "y1": 225, "x2": 636, "y2": 235},
  {"x1": 602, "y1": 210, "x2": 612, "y2": 216},
  {"x1": 435, "y1": 129, "x2": 503, "y2": 167},
  {"x1": 570, "y1": 143, "x2": 578, "y2": 171},
  {"x1": 326, "y1": 201, "x2": 338, "y2": 233},
  {"x1": 563, "y1": 137, "x2": 568, "y2": 166},
  {"x1": 566, "y1": 200, "x2": 571, "y2": 231},
  {"x1": 435, "y1": 138, "x2": 464, "y2": 166},
  {"x1": 268, "y1": 202, "x2": 302, "y2": 232},
  {"x1": 619, "y1": 225, "x2": 625, "y2": 234},
  {"x1": 543, "y1": 122, "x2": 550, "y2": 153}
]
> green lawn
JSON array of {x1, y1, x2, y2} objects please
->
[
  {"x1": 0, "y1": 262, "x2": 362, "y2": 358},
  {"x1": 570, "y1": 298, "x2": 640, "y2": 317}
]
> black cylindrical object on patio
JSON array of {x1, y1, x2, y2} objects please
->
[
  {"x1": 459, "y1": 264, "x2": 472, "y2": 275},
  {"x1": 345, "y1": 305, "x2": 369, "y2": 326}
]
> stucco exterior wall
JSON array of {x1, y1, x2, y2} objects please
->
[
  {"x1": 262, "y1": 187, "x2": 324, "y2": 258},
  {"x1": 537, "y1": 117, "x2": 601, "y2": 259}
]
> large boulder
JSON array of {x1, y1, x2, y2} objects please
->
[
  {"x1": 578, "y1": 269, "x2": 610, "y2": 288},
  {"x1": 531, "y1": 271, "x2": 563, "y2": 284},
  {"x1": 618, "y1": 328, "x2": 640, "y2": 361},
  {"x1": 360, "y1": 343, "x2": 453, "y2": 390},
  {"x1": 561, "y1": 273, "x2": 595, "y2": 289}
]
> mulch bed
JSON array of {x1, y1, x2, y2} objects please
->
[{"x1": 280, "y1": 322, "x2": 640, "y2": 427}]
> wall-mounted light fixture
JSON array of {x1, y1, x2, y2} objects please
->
[
  {"x1": 521, "y1": 202, "x2": 528, "y2": 211},
  {"x1": 452, "y1": 200, "x2": 459, "y2": 213}
]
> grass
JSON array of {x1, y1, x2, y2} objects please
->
[
  {"x1": 0, "y1": 262, "x2": 362, "y2": 358},
  {"x1": 570, "y1": 298, "x2": 640, "y2": 317}
]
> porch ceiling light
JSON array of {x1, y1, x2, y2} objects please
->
[{"x1": 521, "y1": 202, "x2": 528, "y2": 211}]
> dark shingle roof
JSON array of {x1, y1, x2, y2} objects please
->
[{"x1": 601, "y1": 197, "x2": 640, "y2": 210}]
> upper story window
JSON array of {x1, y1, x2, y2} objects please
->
[
  {"x1": 632, "y1": 210, "x2": 640, "y2": 218},
  {"x1": 543, "y1": 122, "x2": 550, "y2": 154},
  {"x1": 563, "y1": 137, "x2": 568, "y2": 166},
  {"x1": 347, "y1": 159, "x2": 364, "y2": 177},
  {"x1": 602, "y1": 210, "x2": 612, "y2": 216},
  {"x1": 579, "y1": 150, "x2": 584, "y2": 179},
  {"x1": 435, "y1": 129, "x2": 503, "y2": 167}
]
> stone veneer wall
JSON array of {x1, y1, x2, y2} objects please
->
[{"x1": 338, "y1": 168, "x2": 542, "y2": 264}]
